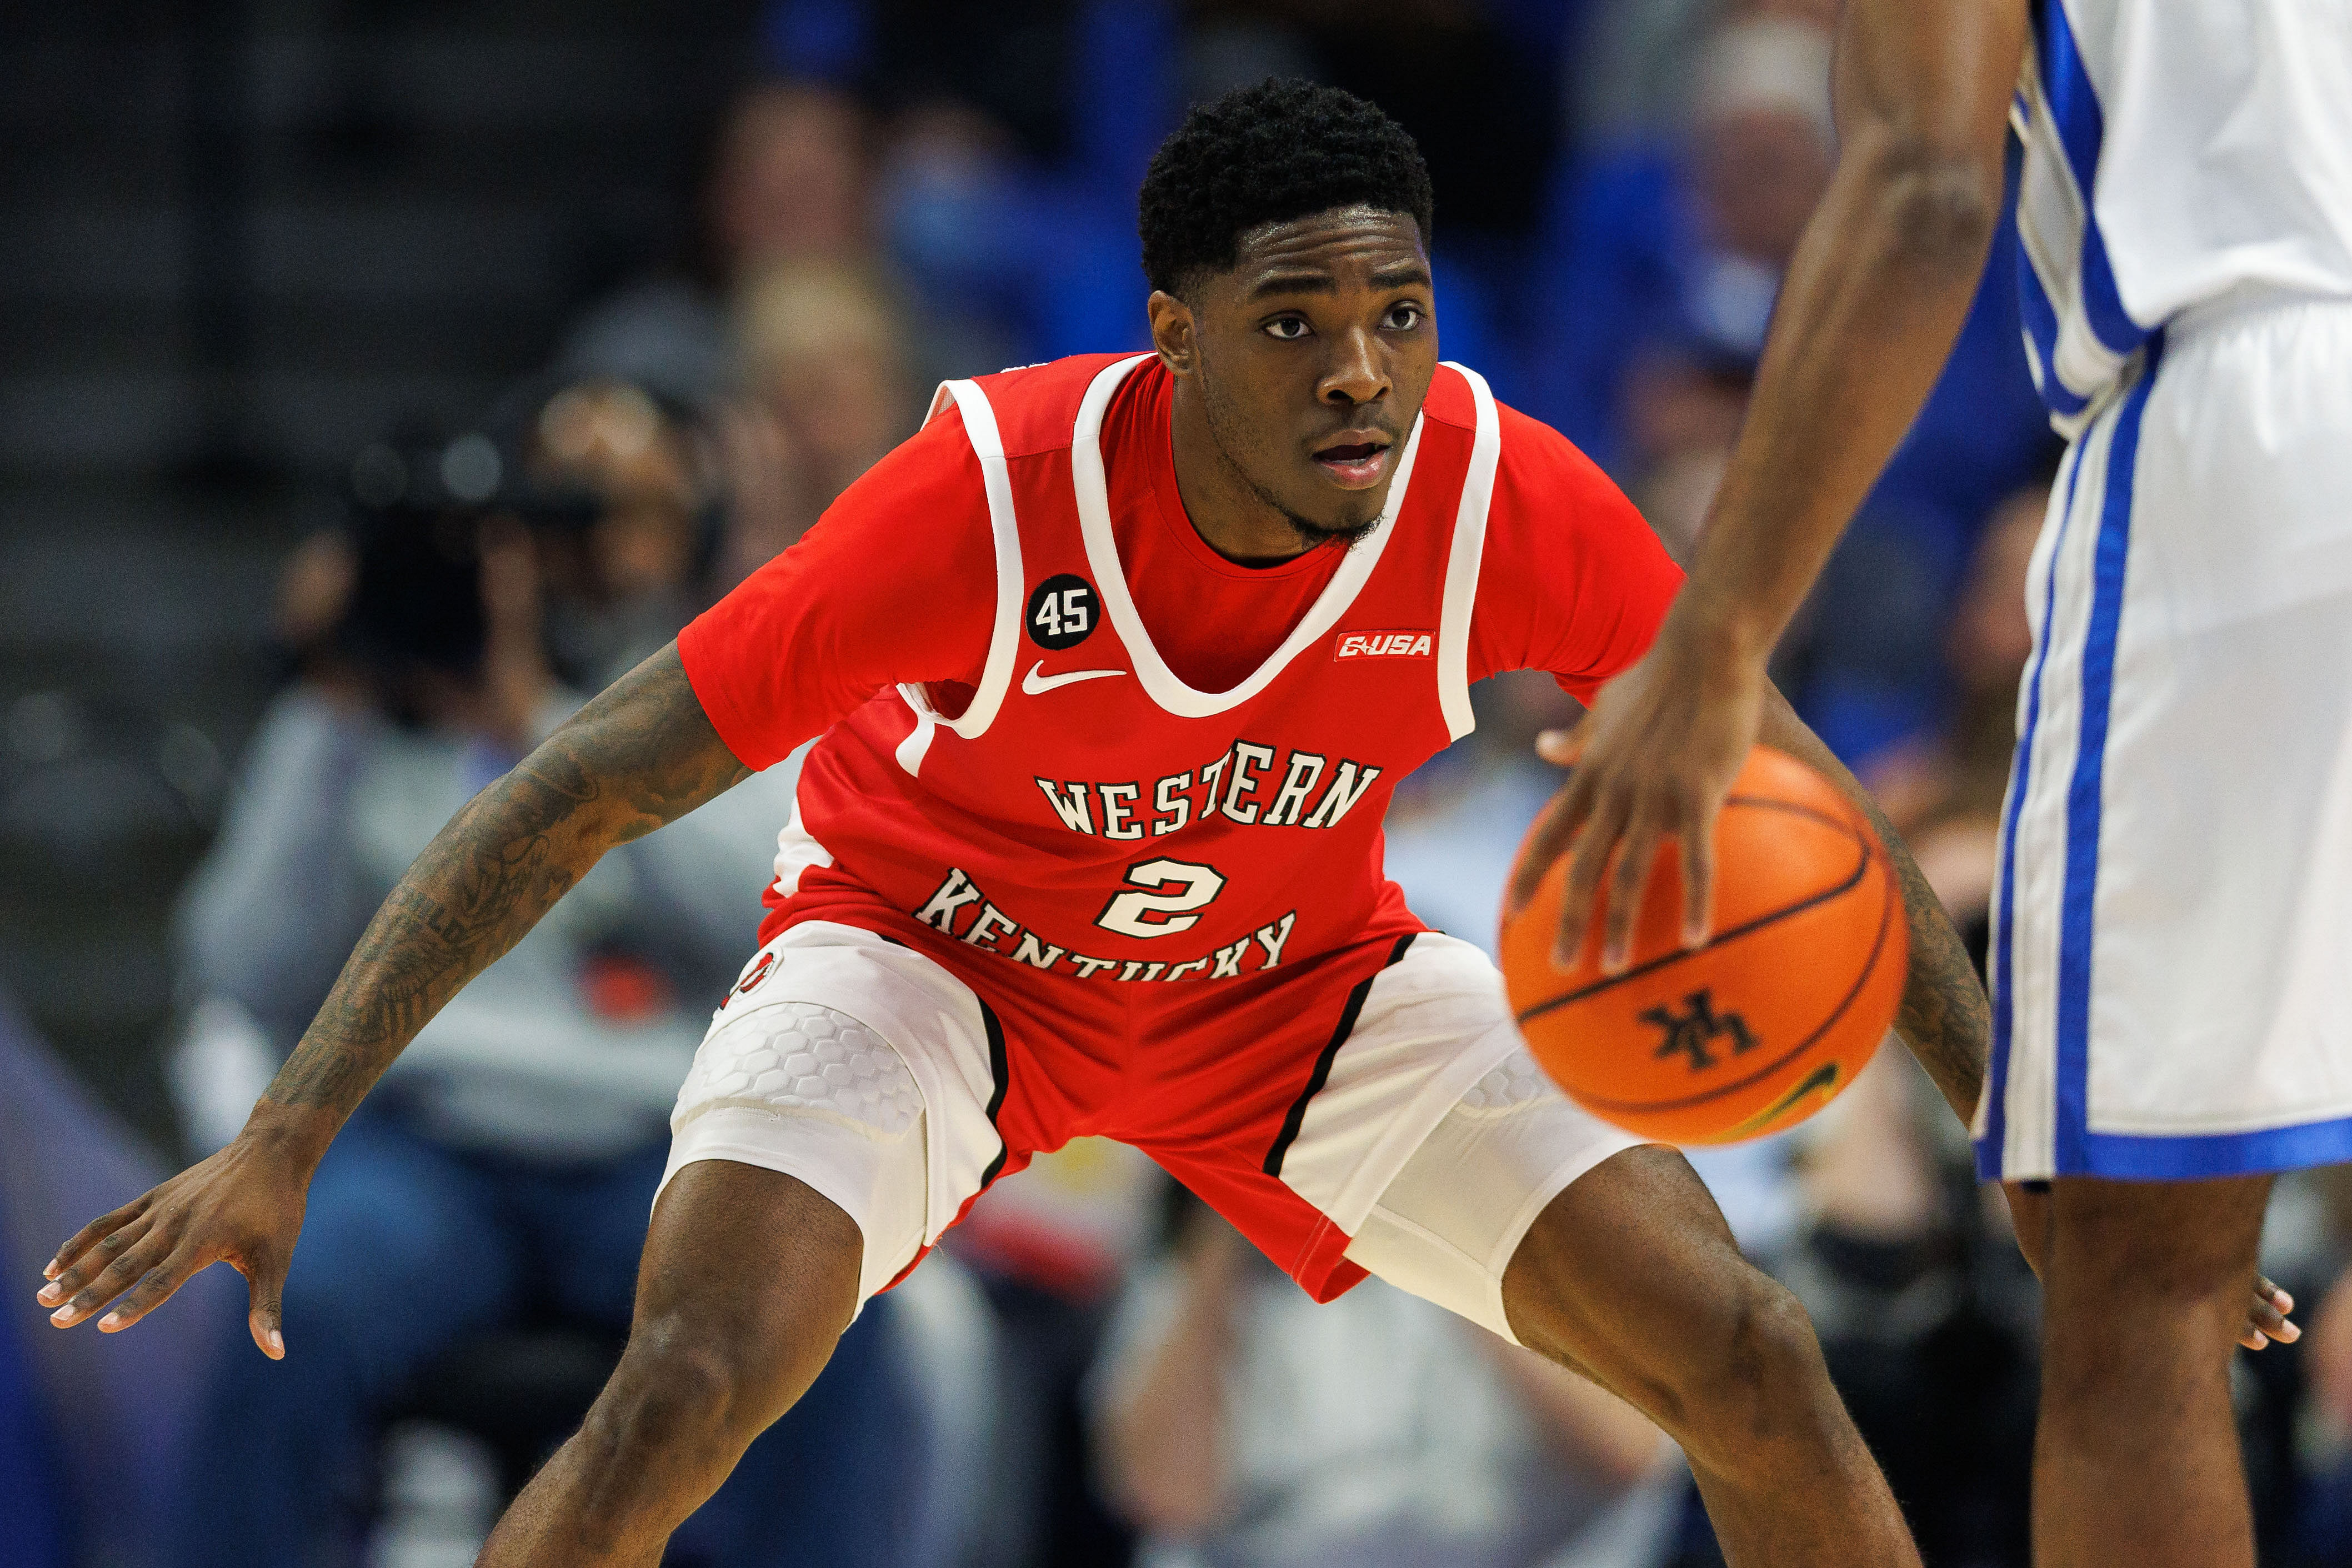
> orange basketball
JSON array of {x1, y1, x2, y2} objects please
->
[{"x1": 1499, "y1": 745, "x2": 1905, "y2": 1145}]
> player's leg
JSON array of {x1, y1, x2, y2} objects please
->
[
  {"x1": 479, "y1": 1160, "x2": 861, "y2": 1567},
  {"x1": 2031, "y1": 1174, "x2": 2271, "y2": 1568},
  {"x1": 1236, "y1": 933, "x2": 1915, "y2": 1564},
  {"x1": 475, "y1": 925, "x2": 1004, "y2": 1562},
  {"x1": 1495, "y1": 1145, "x2": 1918, "y2": 1566}
]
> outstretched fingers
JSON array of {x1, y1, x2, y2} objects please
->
[
  {"x1": 1507, "y1": 768, "x2": 1589, "y2": 923},
  {"x1": 2242, "y1": 1277, "x2": 2298, "y2": 1351},
  {"x1": 92, "y1": 1238, "x2": 208, "y2": 1334},
  {"x1": 41, "y1": 1220, "x2": 178, "y2": 1329},
  {"x1": 43, "y1": 1194, "x2": 152, "y2": 1284},
  {"x1": 38, "y1": 1210, "x2": 154, "y2": 1314},
  {"x1": 1599, "y1": 810, "x2": 1663, "y2": 974},
  {"x1": 1675, "y1": 789, "x2": 1720, "y2": 950},
  {"x1": 1556, "y1": 786, "x2": 1631, "y2": 969}
]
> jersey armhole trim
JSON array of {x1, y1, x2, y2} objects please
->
[
  {"x1": 897, "y1": 378, "x2": 1026, "y2": 776},
  {"x1": 1435, "y1": 362, "x2": 1501, "y2": 742}
]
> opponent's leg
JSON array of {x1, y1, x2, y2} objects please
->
[
  {"x1": 1502, "y1": 1145, "x2": 1919, "y2": 1567},
  {"x1": 2034, "y1": 1174, "x2": 2271, "y2": 1568},
  {"x1": 478, "y1": 1161, "x2": 861, "y2": 1567}
]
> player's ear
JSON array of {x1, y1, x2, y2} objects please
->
[{"x1": 1147, "y1": 289, "x2": 1197, "y2": 376}]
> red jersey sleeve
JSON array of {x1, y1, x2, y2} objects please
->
[
  {"x1": 677, "y1": 408, "x2": 996, "y2": 770},
  {"x1": 1468, "y1": 402, "x2": 1684, "y2": 704}
]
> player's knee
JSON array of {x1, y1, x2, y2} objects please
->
[
  {"x1": 2050, "y1": 1179, "x2": 2270, "y2": 1314},
  {"x1": 588, "y1": 1306, "x2": 839, "y2": 1482},
  {"x1": 1671, "y1": 1270, "x2": 1838, "y2": 1473}
]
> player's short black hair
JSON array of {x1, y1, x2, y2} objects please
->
[{"x1": 1138, "y1": 78, "x2": 1434, "y2": 298}]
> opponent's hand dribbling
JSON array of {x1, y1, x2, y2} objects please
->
[
  {"x1": 1505, "y1": 614, "x2": 1769, "y2": 972},
  {"x1": 35, "y1": 1111, "x2": 320, "y2": 1359}
]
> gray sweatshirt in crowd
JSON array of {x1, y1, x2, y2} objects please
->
[{"x1": 174, "y1": 684, "x2": 800, "y2": 1163}]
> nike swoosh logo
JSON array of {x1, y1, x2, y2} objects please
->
[{"x1": 1022, "y1": 660, "x2": 1128, "y2": 695}]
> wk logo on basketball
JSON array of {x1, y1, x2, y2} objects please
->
[{"x1": 1640, "y1": 989, "x2": 1758, "y2": 1073}]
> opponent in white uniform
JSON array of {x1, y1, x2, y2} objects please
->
[
  {"x1": 1989, "y1": 0, "x2": 2352, "y2": 1179},
  {"x1": 1544, "y1": 2, "x2": 2342, "y2": 1563}
]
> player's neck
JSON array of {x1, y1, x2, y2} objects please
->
[{"x1": 1167, "y1": 381, "x2": 1319, "y2": 568}]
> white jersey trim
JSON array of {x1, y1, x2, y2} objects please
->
[
  {"x1": 1069, "y1": 353, "x2": 1425, "y2": 720},
  {"x1": 2012, "y1": 34, "x2": 2123, "y2": 437},
  {"x1": 1434, "y1": 362, "x2": 1500, "y2": 742},
  {"x1": 897, "y1": 378, "x2": 1028, "y2": 775}
]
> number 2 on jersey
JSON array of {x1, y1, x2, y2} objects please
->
[{"x1": 1096, "y1": 858, "x2": 1225, "y2": 938}]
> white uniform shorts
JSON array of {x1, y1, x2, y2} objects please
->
[
  {"x1": 1979, "y1": 292, "x2": 2352, "y2": 1181},
  {"x1": 660, "y1": 921, "x2": 1645, "y2": 1341}
]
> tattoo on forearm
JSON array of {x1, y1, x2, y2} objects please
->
[
  {"x1": 264, "y1": 645, "x2": 752, "y2": 1120},
  {"x1": 1763, "y1": 694, "x2": 1991, "y2": 1127},
  {"x1": 1856, "y1": 790, "x2": 1991, "y2": 1125}
]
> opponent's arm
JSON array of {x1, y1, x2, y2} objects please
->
[
  {"x1": 37, "y1": 644, "x2": 749, "y2": 1355},
  {"x1": 1523, "y1": 682, "x2": 1990, "y2": 1128},
  {"x1": 1548, "y1": 0, "x2": 2028, "y2": 970},
  {"x1": 1754, "y1": 688, "x2": 1987, "y2": 1126}
]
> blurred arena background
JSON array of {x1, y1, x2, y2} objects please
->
[{"x1": 5, "y1": 3, "x2": 2352, "y2": 1566}]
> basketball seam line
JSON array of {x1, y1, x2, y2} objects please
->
[
  {"x1": 1565, "y1": 853, "x2": 1898, "y2": 1116},
  {"x1": 1515, "y1": 811, "x2": 1873, "y2": 1024}
]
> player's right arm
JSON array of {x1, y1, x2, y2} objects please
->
[
  {"x1": 37, "y1": 645, "x2": 750, "y2": 1357},
  {"x1": 38, "y1": 402, "x2": 994, "y2": 1359}
]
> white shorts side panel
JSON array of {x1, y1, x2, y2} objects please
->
[
  {"x1": 662, "y1": 921, "x2": 1002, "y2": 1305},
  {"x1": 1985, "y1": 298, "x2": 2352, "y2": 1180},
  {"x1": 1283, "y1": 933, "x2": 1645, "y2": 1341},
  {"x1": 1275, "y1": 933, "x2": 1533, "y2": 1234},
  {"x1": 1345, "y1": 1049, "x2": 1645, "y2": 1345}
]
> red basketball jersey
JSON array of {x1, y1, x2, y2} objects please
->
[{"x1": 679, "y1": 352, "x2": 1681, "y2": 983}]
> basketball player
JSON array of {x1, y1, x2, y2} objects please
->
[
  {"x1": 1540, "y1": 3, "x2": 2341, "y2": 1565},
  {"x1": 42, "y1": 83, "x2": 1993, "y2": 1565}
]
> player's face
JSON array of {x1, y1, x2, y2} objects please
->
[{"x1": 1158, "y1": 206, "x2": 1438, "y2": 547}]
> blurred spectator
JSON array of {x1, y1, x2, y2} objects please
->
[
  {"x1": 524, "y1": 378, "x2": 717, "y2": 690},
  {"x1": 1536, "y1": 15, "x2": 1834, "y2": 479},
  {"x1": 1574, "y1": 0, "x2": 1844, "y2": 144},
  {"x1": 1093, "y1": 1193, "x2": 1682, "y2": 1568},
  {"x1": 158, "y1": 467, "x2": 915, "y2": 1567},
  {"x1": 561, "y1": 81, "x2": 878, "y2": 413},
  {"x1": 1858, "y1": 478, "x2": 2050, "y2": 960},
  {"x1": 718, "y1": 258, "x2": 920, "y2": 583}
]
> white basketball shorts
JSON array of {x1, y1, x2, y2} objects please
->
[
  {"x1": 1979, "y1": 292, "x2": 2352, "y2": 1181},
  {"x1": 659, "y1": 920, "x2": 1645, "y2": 1341}
]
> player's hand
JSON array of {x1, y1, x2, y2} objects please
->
[
  {"x1": 1507, "y1": 611, "x2": 1769, "y2": 973},
  {"x1": 2001, "y1": 1180, "x2": 2297, "y2": 1349},
  {"x1": 2243, "y1": 1276, "x2": 2299, "y2": 1351},
  {"x1": 35, "y1": 1105, "x2": 327, "y2": 1359}
]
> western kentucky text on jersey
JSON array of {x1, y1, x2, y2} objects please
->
[
  {"x1": 677, "y1": 350, "x2": 1684, "y2": 973},
  {"x1": 1030, "y1": 739, "x2": 1382, "y2": 837},
  {"x1": 914, "y1": 866, "x2": 1297, "y2": 980}
]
